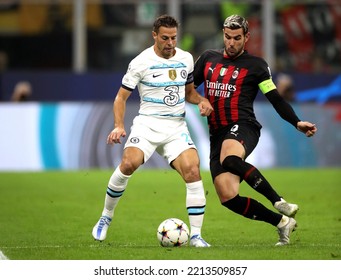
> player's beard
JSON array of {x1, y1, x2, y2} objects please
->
[
  {"x1": 162, "y1": 47, "x2": 175, "y2": 58},
  {"x1": 224, "y1": 46, "x2": 244, "y2": 59}
]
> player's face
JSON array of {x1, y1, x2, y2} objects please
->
[
  {"x1": 223, "y1": 27, "x2": 249, "y2": 58},
  {"x1": 153, "y1": 26, "x2": 177, "y2": 59}
]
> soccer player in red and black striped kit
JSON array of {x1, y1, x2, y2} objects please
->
[{"x1": 193, "y1": 15, "x2": 317, "y2": 246}]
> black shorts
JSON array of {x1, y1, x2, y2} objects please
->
[{"x1": 209, "y1": 122, "x2": 261, "y2": 181}]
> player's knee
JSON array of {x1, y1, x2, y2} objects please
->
[
  {"x1": 221, "y1": 156, "x2": 248, "y2": 180},
  {"x1": 119, "y1": 160, "x2": 139, "y2": 175},
  {"x1": 221, "y1": 155, "x2": 242, "y2": 173},
  {"x1": 172, "y1": 153, "x2": 201, "y2": 182},
  {"x1": 218, "y1": 189, "x2": 238, "y2": 203},
  {"x1": 182, "y1": 165, "x2": 201, "y2": 182}
]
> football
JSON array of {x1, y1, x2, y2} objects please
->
[{"x1": 157, "y1": 218, "x2": 190, "y2": 247}]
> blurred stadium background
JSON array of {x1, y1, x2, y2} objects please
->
[{"x1": 0, "y1": 0, "x2": 340, "y2": 171}]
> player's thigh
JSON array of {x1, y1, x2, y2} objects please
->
[
  {"x1": 220, "y1": 139, "x2": 245, "y2": 162},
  {"x1": 221, "y1": 122, "x2": 260, "y2": 161},
  {"x1": 124, "y1": 131, "x2": 158, "y2": 165},
  {"x1": 158, "y1": 125, "x2": 196, "y2": 165}
]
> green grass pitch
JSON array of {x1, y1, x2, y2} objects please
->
[{"x1": 0, "y1": 168, "x2": 340, "y2": 260}]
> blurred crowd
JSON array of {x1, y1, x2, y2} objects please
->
[{"x1": 0, "y1": 1, "x2": 340, "y2": 73}]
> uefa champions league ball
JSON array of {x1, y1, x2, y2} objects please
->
[{"x1": 157, "y1": 218, "x2": 190, "y2": 247}]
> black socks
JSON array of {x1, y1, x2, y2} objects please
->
[
  {"x1": 221, "y1": 155, "x2": 281, "y2": 204},
  {"x1": 222, "y1": 195, "x2": 282, "y2": 226}
]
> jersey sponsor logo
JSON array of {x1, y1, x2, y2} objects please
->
[
  {"x1": 169, "y1": 69, "x2": 177, "y2": 80},
  {"x1": 153, "y1": 73, "x2": 162, "y2": 78},
  {"x1": 205, "y1": 80, "x2": 236, "y2": 91},
  {"x1": 205, "y1": 80, "x2": 236, "y2": 98},
  {"x1": 163, "y1": 85, "x2": 180, "y2": 106}
]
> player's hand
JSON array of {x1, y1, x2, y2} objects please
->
[
  {"x1": 297, "y1": 121, "x2": 317, "y2": 137},
  {"x1": 107, "y1": 127, "x2": 126, "y2": 144},
  {"x1": 198, "y1": 98, "x2": 213, "y2": 116}
]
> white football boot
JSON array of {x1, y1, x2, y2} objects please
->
[
  {"x1": 189, "y1": 235, "x2": 211, "y2": 247},
  {"x1": 92, "y1": 216, "x2": 112, "y2": 241},
  {"x1": 275, "y1": 217, "x2": 297, "y2": 246},
  {"x1": 274, "y1": 198, "x2": 299, "y2": 218}
]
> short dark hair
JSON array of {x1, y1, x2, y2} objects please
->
[
  {"x1": 153, "y1": 15, "x2": 179, "y2": 33},
  {"x1": 223, "y1": 14, "x2": 249, "y2": 34}
]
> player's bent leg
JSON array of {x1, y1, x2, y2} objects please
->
[
  {"x1": 220, "y1": 156, "x2": 299, "y2": 218},
  {"x1": 222, "y1": 196, "x2": 298, "y2": 246},
  {"x1": 217, "y1": 170, "x2": 298, "y2": 246},
  {"x1": 221, "y1": 155, "x2": 281, "y2": 204}
]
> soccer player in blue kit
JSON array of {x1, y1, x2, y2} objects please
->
[
  {"x1": 92, "y1": 15, "x2": 213, "y2": 247},
  {"x1": 193, "y1": 15, "x2": 317, "y2": 245}
]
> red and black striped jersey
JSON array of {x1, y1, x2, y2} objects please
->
[{"x1": 194, "y1": 49, "x2": 271, "y2": 133}]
